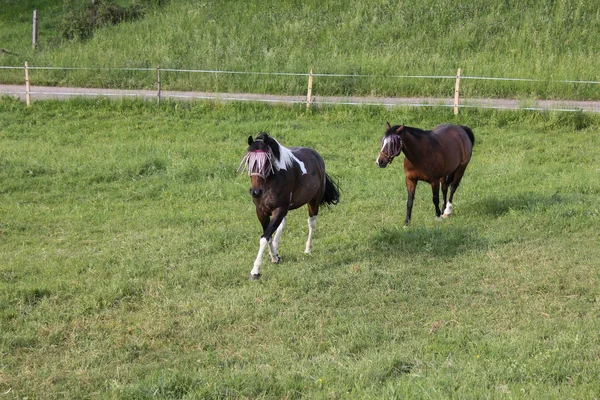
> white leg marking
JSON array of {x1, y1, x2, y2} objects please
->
[
  {"x1": 250, "y1": 237, "x2": 269, "y2": 277},
  {"x1": 305, "y1": 216, "x2": 317, "y2": 253},
  {"x1": 269, "y1": 217, "x2": 285, "y2": 263},
  {"x1": 443, "y1": 202, "x2": 453, "y2": 217}
]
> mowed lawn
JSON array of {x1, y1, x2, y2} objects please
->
[{"x1": 1, "y1": 98, "x2": 599, "y2": 398}]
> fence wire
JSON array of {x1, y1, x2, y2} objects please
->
[{"x1": 1, "y1": 64, "x2": 599, "y2": 112}]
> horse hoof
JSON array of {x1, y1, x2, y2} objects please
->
[
  {"x1": 442, "y1": 213, "x2": 451, "y2": 219},
  {"x1": 248, "y1": 273, "x2": 261, "y2": 280},
  {"x1": 271, "y1": 255, "x2": 281, "y2": 263}
]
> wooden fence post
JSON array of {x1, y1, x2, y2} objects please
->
[
  {"x1": 25, "y1": 61, "x2": 31, "y2": 107},
  {"x1": 32, "y1": 10, "x2": 38, "y2": 49},
  {"x1": 157, "y1": 65, "x2": 161, "y2": 104},
  {"x1": 453, "y1": 68, "x2": 461, "y2": 115},
  {"x1": 91, "y1": 0, "x2": 97, "y2": 30},
  {"x1": 306, "y1": 68, "x2": 313, "y2": 109}
]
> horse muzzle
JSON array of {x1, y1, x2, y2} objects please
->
[
  {"x1": 250, "y1": 188, "x2": 263, "y2": 198},
  {"x1": 376, "y1": 155, "x2": 391, "y2": 168}
]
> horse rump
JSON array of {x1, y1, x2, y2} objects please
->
[{"x1": 321, "y1": 173, "x2": 340, "y2": 205}]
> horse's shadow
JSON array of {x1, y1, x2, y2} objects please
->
[
  {"x1": 372, "y1": 224, "x2": 483, "y2": 259},
  {"x1": 469, "y1": 192, "x2": 564, "y2": 217},
  {"x1": 370, "y1": 193, "x2": 564, "y2": 259}
]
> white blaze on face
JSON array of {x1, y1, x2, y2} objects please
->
[
  {"x1": 376, "y1": 136, "x2": 393, "y2": 164},
  {"x1": 382, "y1": 136, "x2": 393, "y2": 151}
]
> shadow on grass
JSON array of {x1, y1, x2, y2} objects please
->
[
  {"x1": 470, "y1": 192, "x2": 564, "y2": 217},
  {"x1": 372, "y1": 224, "x2": 484, "y2": 259}
]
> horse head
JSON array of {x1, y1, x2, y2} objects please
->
[
  {"x1": 376, "y1": 122, "x2": 403, "y2": 168},
  {"x1": 238, "y1": 132, "x2": 280, "y2": 198}
]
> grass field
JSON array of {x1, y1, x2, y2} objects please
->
[
  {"x1": 1, "y1": 0, "x2": 600, "y2": 99},
  {"x1": 1, "y1": 97, "x2": 599, "y2": 398}
]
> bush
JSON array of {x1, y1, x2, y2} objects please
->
[{"x1": 59, "y1": 0, "x2": 149, "y2": 41}]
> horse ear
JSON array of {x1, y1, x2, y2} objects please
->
[
  {"x1": 396, "y1": 125, "x2": 404, "y2": 134},
  {"x1": 248, "y1": 136, "x2": 254, "y2": 146},
  {"x1": 385, "y1": 122, "x2": 391, "y2": 130}
]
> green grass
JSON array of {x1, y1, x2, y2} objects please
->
[
  {"x1": 1, "y1": 0, "x2": 599, "y2": 99},
  {"x1": 1, "y1": 97, "x2": 599, "y2": 398}
]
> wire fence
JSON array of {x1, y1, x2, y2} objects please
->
[{"x1": 1, "y1": 64, "x2": 600, "y2": 112}]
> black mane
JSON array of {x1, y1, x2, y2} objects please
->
[
  {"x1": 254, "y1": 132, "x2": 281, "y2": 161},
  {"x1": 386, "y1": 125, "x2": 427, "y2": 137},
  {"x1": 402, "y1": 126, "x2": 427, "y2": 135}
]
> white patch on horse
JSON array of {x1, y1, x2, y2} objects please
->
[
  {"x1": 376, "y1": 139, "x2": 385, "y2": 163},
  {"x1": 272, "y1": 138, "x2": 307, "y2": 174},
  {"x1": 443, "y1": 202, "x2": 453, "y2": 217},
  {"x1": 250, "y1": 237, "x2": 269, "y2": 277},
  {"x1": 382, "y1": 136, "x2": 393, "y2": 149}
]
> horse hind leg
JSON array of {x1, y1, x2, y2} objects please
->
[
  {"x1": 305, "y1": 201, "x2": 319, "y2": 253},
  {"x1": 444, "y1": 168, "x2": 466, "y2": 218},
  {"x1": 443, "y1": 202, "x2": 453, "y2": 218},
  {"x1": 440, "y1": 176, "x2": 449, "y2": 213},
  {"x1": 441, "y1": 175, "x2": 452, "y2": 218},
  {"x1": 305, "y1": 215, "x2": 317, "y2": 253}
]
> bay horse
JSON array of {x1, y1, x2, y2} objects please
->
[
  {"x1": 376, "y1": 122, "x2": 474, "y2": 225},
  {"x1": 238, "y1": 132, "x2": 340, "y2": 280}
]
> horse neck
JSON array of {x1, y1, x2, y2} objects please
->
[{"x1": 399, "y1": 128, "x2": 428, "y2": 165}]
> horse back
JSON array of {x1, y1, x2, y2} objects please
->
[
  {"x1": 286, "y1": 147, "x2": 327, "y2": 208},
  {"x1": 432, "y1": 124, "x2": 474, "y2": 161},
  {"x1": 290, "y1": 147, "x2": 326, "y2": 175}
]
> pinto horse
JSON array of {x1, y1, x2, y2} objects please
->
[
  {"x1": 238, "y1": 132, "x2": 340, "y2": 280},
  {"x1": 376, "y1": 122, "x2": 474, "y2": 225}
]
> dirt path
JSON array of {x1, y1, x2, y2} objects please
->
[{"x1": 1, "y1": 84, "x2": 599, "y2": 112}]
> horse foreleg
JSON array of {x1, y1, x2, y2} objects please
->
[
  {"x1": 405, "y1": 178, "x2": 417, "y2": 226},
  {"x1": 269, "y1": 217, "x2": 286, "y2": 262},
  {"x1": 431, "y1": 181, "x2": 442, "y2": 221},
  {"x1": 249, "y1": 213, "x2": 270, "y2": 279},
  {"x1": 249, "y1": 208, "x2": 288, "y2": 280},
  {"x1": 250, "y1": 237, "x2": 269, "y2": 280}
]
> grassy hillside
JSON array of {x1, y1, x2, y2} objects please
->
[
  {"x1": 1, "y1": 97, "x2": 600, "y2": 397},
  {"x1": 1, "y1": 0, "x2": 599, "y2": 99}
]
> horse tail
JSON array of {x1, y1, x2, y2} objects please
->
[
  {"x1": 460, "y1": 126, "x2": 475, "y2": 146},
  {"x1": 321, "y1": 173, "x2": 340, "y2": 206}
]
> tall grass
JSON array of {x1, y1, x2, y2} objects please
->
[
  {"x1": 1, "y1": 0, "x2": 599, "y2": 99},
  {"x1": 1, "y1": 97, "x2": 599, "y2": 397}
]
